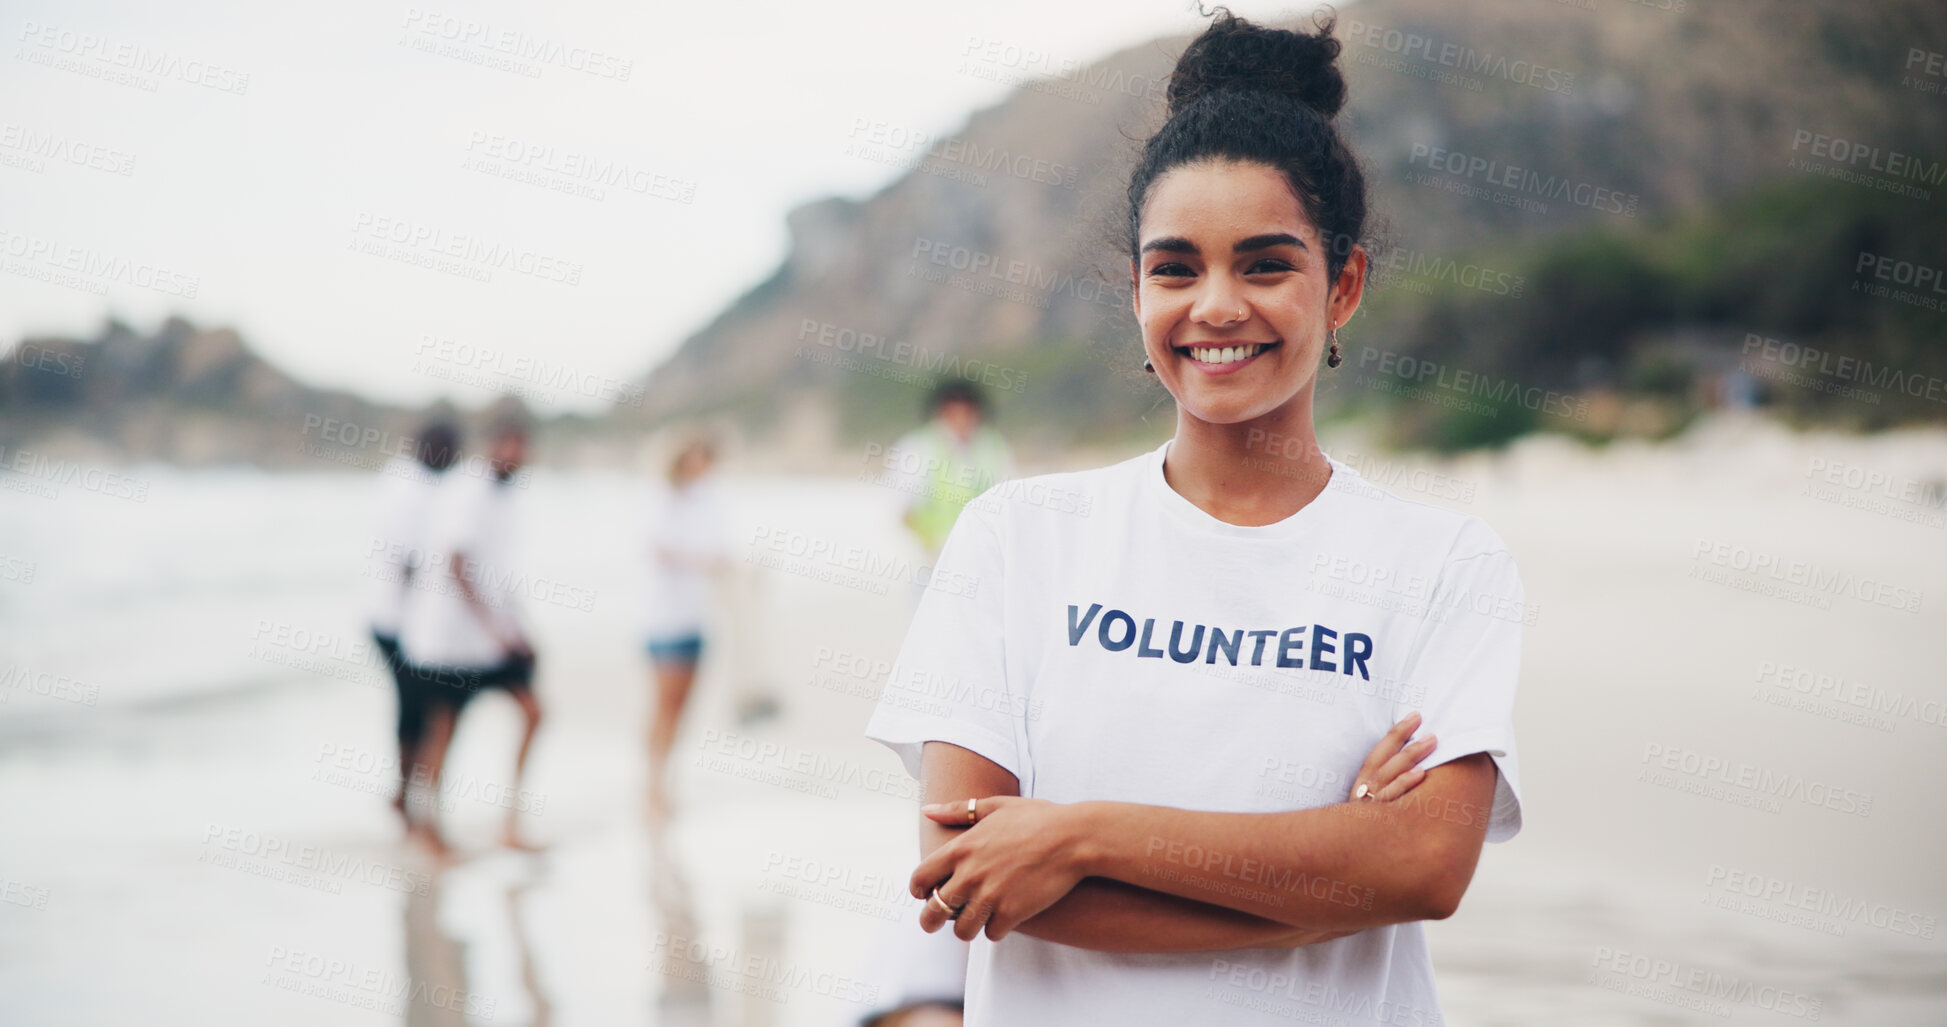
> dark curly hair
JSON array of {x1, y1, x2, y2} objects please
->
[{"x1": 1126, "y1": 7, "x2": 1368, "y2": 282}]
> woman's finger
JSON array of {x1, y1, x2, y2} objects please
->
[
  {"x1": 1370, "y1": 734, "x2": 1437, "y2": 795},
  {"x1": 1374, "y1": 767, "x2": 1427, "y2": 803},
  {"x1": 909, "y1": 842, "x2": 960, "y2": 899},
  {"x1": 918, "y1": 882, "x2": 965, "y2": 934},
  {"x1": 1352, "y1": 713, "x2": 1421, "y2": 797},
  {"x1": 919, "y1": 795, "x2": 1009, "y2": 825},
  {"x1": 953, "y1": 894, "x2": 995, "y2": 942}
]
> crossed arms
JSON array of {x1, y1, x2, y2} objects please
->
[{"x1": 907, "y1": 717, "x2": 1500, "y2": 953}]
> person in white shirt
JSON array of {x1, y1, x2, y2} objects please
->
[
  {"x1": 641, "y1": 435, "x2": 730, "y2": 822},
  {"x1": 363, "y1": 420, "x2": 460, "y2": 826},
  {"x1": 865, "y1": 12, "x2": 1525, "y2": 1027},
  {"x1": 400, "y1": 420, "x2": 542, "y2": 854}
]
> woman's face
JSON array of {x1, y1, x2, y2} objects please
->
[{"x1": 1132, "y1": 159, "x2": 1364, "y2": 427}]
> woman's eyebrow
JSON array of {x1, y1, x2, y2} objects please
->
[
  {"x1": 1234, "y1": 232, "x2": 1305, "y2": 252},
  {"x1": 1139, "y1": 236, "x2": 1197, "y2": 255}
]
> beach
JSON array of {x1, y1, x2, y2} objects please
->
[{"x1": 1, "y1": 414, "x2": 1943, "y2": 1026}]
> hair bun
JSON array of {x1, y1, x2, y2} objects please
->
[{"x1": 1167, "y1": 8, "x2": 1346, "y2": 119}]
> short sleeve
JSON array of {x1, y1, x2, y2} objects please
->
[
  {"x1": 1399, "y1": 544, "x2": 1527, "y2": 843},
  {"x1": 864, "y1": 505, "x2": 1023, "y2": 784}
]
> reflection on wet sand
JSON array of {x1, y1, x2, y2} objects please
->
[
  {"x1": 647, "y1": 829, "x2": 712, "y2": 1027},
  {"x1": 403, "y1": 863, "x2": 556, "y2": 1027}
]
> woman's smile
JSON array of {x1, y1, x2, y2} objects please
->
[{"x1": 1175, "y1": 340, "x2": 1280, "y2": 375}]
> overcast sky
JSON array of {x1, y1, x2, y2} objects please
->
[{"x1": 2, "y1": 0, "x2": 1318, "y2": 413}]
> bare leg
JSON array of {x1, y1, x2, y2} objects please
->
[
  {"x1": 409, "y1": 703, "x2": 457, "y2": 860},
  {"x1": 646, "y1": 661, "x2": 699, "y2": 823},
  {"x1": 502, "y1": 687, "x2": 543, "y2": 850}
]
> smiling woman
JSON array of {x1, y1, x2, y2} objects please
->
[{"x1": 865, "y1": 7, "x2": 1526, "y2": 1027}]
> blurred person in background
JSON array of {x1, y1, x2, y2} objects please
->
[
  {"x1": 400, "y1": 419, "x2": 543, "y2": 856},
  {"x1": 889, "y1": 382, "x2": 1014, "y2": 566},
  {"x1": 364, "y1": 419, "x2": 461, "y2": 829},
  {"x1": 641, "y1": 434, "x2": 730, "y2": 823}
]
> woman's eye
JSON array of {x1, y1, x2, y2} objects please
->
[
  {"x1": 1247, "y1": 259, "x2": 1295, "y2": 274},
  {"x1": 1147, "y1": 263, "x2": 1194, "y2": 278}
]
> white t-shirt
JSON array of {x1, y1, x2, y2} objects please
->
[
  {"x1": 399, "y1": 470, "x2": 525, "y2": 669},
  {"x1": 865, "y1": 439, "x2": 1526, "y2": 1027},
  {"x1": 642, "y1": 477, "x2": 730, "y2": 639},
  {"x1": 363, "y1": 456, "x2": 443, "y2": 637}
]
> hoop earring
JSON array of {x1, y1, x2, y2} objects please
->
[
  {"x1": 1143, "y1": 357, "x2": 1155, "y2": 373},
  {"x1": 1327, "y1": 324, "x2": 1343, "y2": 369}
]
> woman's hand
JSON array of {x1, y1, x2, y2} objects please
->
[
  {"x1": 1349, "y1": 712, "x2": 1436, "y2": 804},
  {"x1": 910, "y1": 796, "x2": 1087, "y2": 942}
]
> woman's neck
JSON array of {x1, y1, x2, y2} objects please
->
[{"x1": 1163, "y1": 394, "x2": 1331, "y2": 527}]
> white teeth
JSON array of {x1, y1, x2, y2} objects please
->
[{"x1": 1187, "y1": 344, "x2": 1264, "y2": 364}]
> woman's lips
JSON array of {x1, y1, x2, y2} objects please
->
[{"x1": 1176, "y1": 341, "x2": 1277, "y2": 376}]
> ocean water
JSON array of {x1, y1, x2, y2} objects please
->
[{"x1": 1, "y1": 422, "x2": 1942, "y2": 1025}]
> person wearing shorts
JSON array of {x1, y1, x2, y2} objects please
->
[
  {"x1": 364, "y1": 420, "x2": 460, "y2": 825},
  {"x1": 641, "y1": 435, "x2": 729, "y2": 822},
  {"x1": 400, "y1": 420, "x2": 542, "y2": 854}
]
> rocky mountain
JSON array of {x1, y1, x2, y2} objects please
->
[{"x1": 621, "y1": 0, "x2": 1947, "y2": 448}]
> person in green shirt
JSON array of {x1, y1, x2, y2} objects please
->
[{"x1": 891, "y1": 381, "x2": 1016, "y2": 561}]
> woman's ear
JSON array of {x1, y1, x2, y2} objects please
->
[
  {"x1": 1129, "y1": 259, "x2": 1142, "y2": 320},
  {"x1": 1329, "y1": 245, "x2": 1367, "y2": 327}
]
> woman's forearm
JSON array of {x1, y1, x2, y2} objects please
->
[
  {"x1": 1065, "y1": 755, "x2": 1498, "y2": 932},
  {"x1": 1014, "y1": 876, "x2": 1355, "y2": 953}
]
